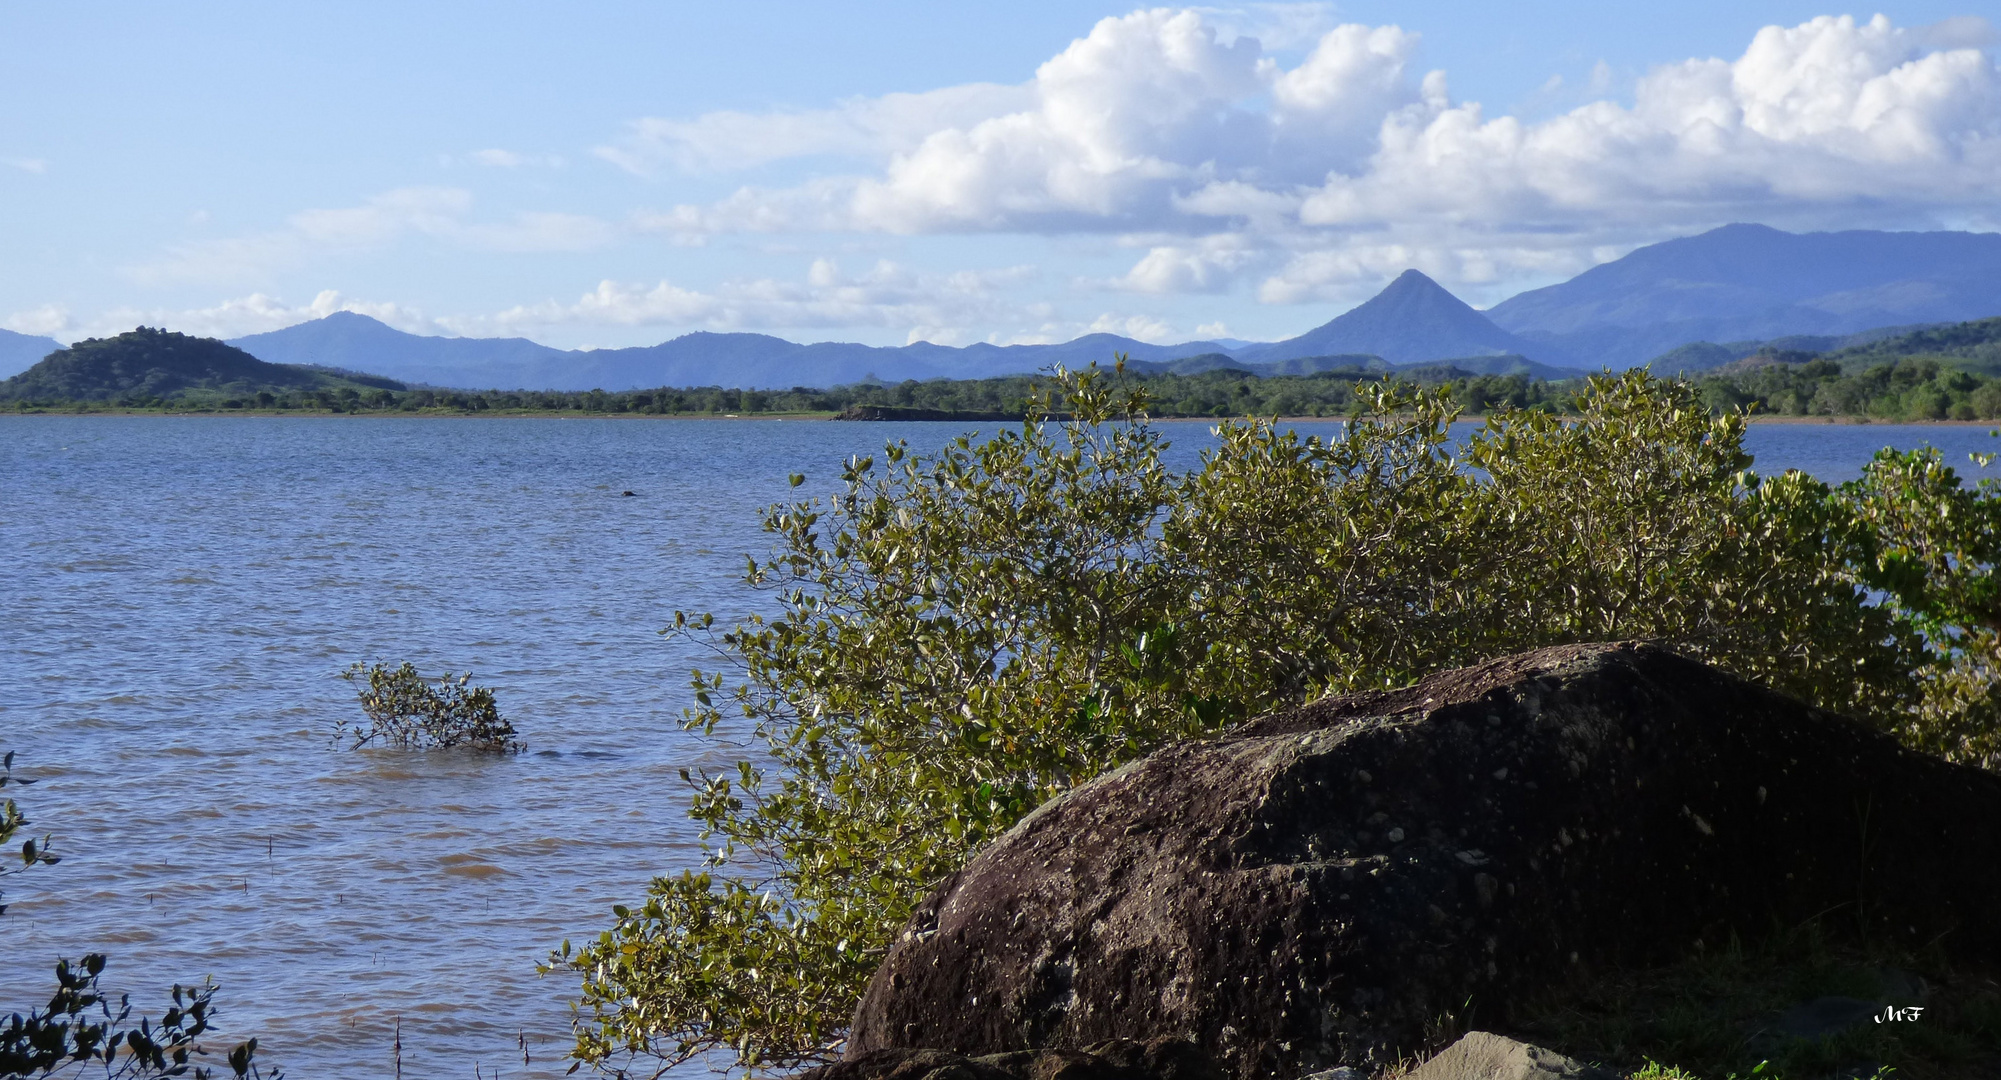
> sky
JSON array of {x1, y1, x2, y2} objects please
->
[{"x1": 3, "y1": 2, "x2": 1998, "y2": 350}]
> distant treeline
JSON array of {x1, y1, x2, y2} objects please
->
[
  {"x1": 7, "y1": 369, "x2": 1568, "y2": 418},
  {"x1": 10, "y1": 314, "x2": 2001, "y2": 422},
  {"x1": 1693, "y1": 354, "x2": 2001, "y2": 421},
  {"x1": 10, "y1": 359, "x2": 2001, "y2": 421}
]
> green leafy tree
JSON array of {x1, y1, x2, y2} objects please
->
[
  {"x1": 554, "y1": 367, "x2": 2001, "y2": 1077},
  {"x1": 556, "y1": 368, "x2": 1198, "y2": 1074},
  {"x1": 1839, "y1": 446, "x2": 2001, "y2": 767}
]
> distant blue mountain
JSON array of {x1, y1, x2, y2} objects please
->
[
  {"x1": 0, "y1": 327, "x2": 63, "y2": 379},
  {"x1": 230, "y1": 313, "x2": 573, "y2": 387},
  {"x1": 229, "y1": 313, "x2": 1243, "y2": 391},
  {"x1": 224, "y1": 270, "x2": 1590, "y2": 392},
  {"x1": 1487, "y1": 224, "x2": 2001, "y2": 367},
  {"x1": 220, "y1": 224, "x2": 2001, "y2": 390},
  {"x1": 1233, "y1": 269, "x2": 1577, "y2": 370}
]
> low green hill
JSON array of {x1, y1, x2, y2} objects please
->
[
  {"x1": 1645, "y1": 326, "x2": 1939, "y2": 375},
  {"x1": 1827, "y1": 316, "x2": 2001, "y2": 375},
  {"x1": 0, "y1": 326, "x2": 404, "y2": 402}
]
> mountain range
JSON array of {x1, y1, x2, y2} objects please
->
[
  {"x1": 226, "y1": 316, "x2": 1247, "y2": 391},
  {"x1": 1487, "y1": 224, "x2": 2001, "y2": 367},
  {"x1": 7, "y1": 224, "x2": 1999, "y2": 390},
  {"x1": 219, "y1": 263, "x2": 1583, "y2": 390}
]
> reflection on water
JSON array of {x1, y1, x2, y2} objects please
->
[{"x1": 0, "y1": 414, "x2": 1993, "y2": 1077}]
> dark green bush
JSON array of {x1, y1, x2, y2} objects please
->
[{"x1": 337, "y1": 663, "x2": 521, "y2": 752}]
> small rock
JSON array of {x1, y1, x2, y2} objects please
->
[{"x1": 1403, "y1": 1033, "x2": 1612, "y2": 1080}]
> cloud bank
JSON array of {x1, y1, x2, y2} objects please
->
[
  {"x1": 628, "y1": 10, "x2": 2001, "y2": 305},
  {"x1": 19, "y1": 265, "x2": 1126, "y2": 350},
  {"x1": 48, "y1": 9, "x2": 2001, "y2": 349},
  {"x1": 9, "y1": 289, "x2": 447, "y2": 345},
  {"x1": 467, "y1": 259, "x2": 1047, "y2": 346}
]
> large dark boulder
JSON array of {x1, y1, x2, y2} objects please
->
[{"x1": 846, "y1": 642, "x2": 2001, "y2": 1080}]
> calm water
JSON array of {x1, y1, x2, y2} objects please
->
[{"x1": 2, "y1": 415, "x2": 1997, "y2": 1079}]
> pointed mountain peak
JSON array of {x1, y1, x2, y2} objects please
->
[
  {"x1": 319, "y1": 310, "x2": 395, "y2": 329},
  {"x1": 1369, "y1": 268, "x2": 1473, "y2": 307},
  {"x1": 1232, "y1": 268, "x2": 1557, "y2": 368}
]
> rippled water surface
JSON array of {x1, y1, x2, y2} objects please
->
[{"x1": 2, "y1": 415, "x2": 1996, "y2": 1079}]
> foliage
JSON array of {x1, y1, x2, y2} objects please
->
[
  {"x1": 1838, "y1": 447, "x2": 2001, "y2": 767},
  {"x1": 0, "y1": 957, "x2": 278, "y2": 1080},
  {"x1": 553, "y1": 366, "x2": 1195, "y2": 1074},
  {"x1": 0, "y1": 753, "x2": 279, "y2": 1078},
  {"x1": 554, "y1": 365, "x2": 2001, "y2": 1076},
  {"x1": 2, "y1": 751, "x2": 61, "y2": 916},
  {"x1": 1827, "y1": 314, "x2": 2001, "y2": 375},
  {"x1": 3, "y1": 364, "x2": 1551, "y2": 418},
  {"x1": 1690, "y1": 354, "x2": 2001, "y2": 421},
  {"x1": 337, "y1": 662, "x2": 522, "y2": 752},
  {"x1": 19, "y1": 353, "x2": 2001, "y2": 424}
]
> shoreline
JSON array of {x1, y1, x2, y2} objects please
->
[
  {"x1": 7, "y1": 407, "x2": 1999, "y2": 427},
  {"x1": 0, "y1": 407, "x2": 841, "y2": 420}
]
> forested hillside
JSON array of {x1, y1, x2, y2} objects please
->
[
  {"x1": 1826, "y1": 316, "x2": 2001, "y2": 375},
  {"x1": 0, "y1": 326, "x2": 403, "y2": 402}
]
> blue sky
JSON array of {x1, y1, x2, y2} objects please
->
[{"x1": 3, "y1": 2, "x2": 1995, "y2": 349}]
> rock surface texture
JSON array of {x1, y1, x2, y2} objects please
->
[{"x1": 846, "y1": 642, "x2": 2001, "y2": 1080}]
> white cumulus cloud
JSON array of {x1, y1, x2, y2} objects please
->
[
  {"x1": 5, "y1": 304, "x2": 71, "y2": 337},
  {"x1": 1298, "y1": 14, "x2": 2001, "y2": 231},
  {"x1": 645, "y1": 9, "x2": 1424, "y2": 238},
  {"x1": 1112, "y1": 232, "x2": 1272, "y2": 293},
  {"x1": 24, "y1": 290, "x2": 445, "y2": 345},
  {"x1": 37, "y1": 263, "x2": 1230, "y2": 353},
  {"x1": 454, "y1": 259, "x2": 1046, "y2": 344},
  {"x1": 621, "y1": 10, "x2": 2001, "y2": 305}
]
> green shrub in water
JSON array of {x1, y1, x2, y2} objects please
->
[{"x1": 338, "y1": 662, "x2": 521, "y2": 752}]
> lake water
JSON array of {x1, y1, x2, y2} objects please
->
[{"x1": 3, "y1": 415, "x2": 1997, "y2": 1079}]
